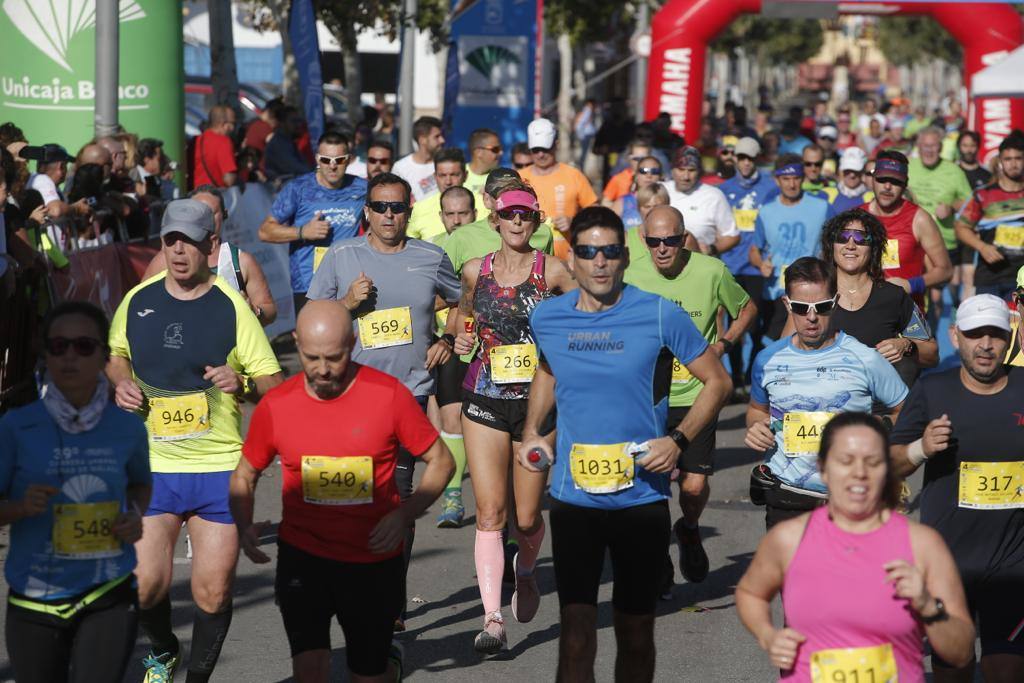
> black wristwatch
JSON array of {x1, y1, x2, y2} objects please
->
[
  {"x1": 920, "y1": 598, "x2": 948, "y2": 624},
  {"x1": 669, "y1": 430, "x2": 690, "y2": 453},
  {"x1": 440, "y1": 333, "x2": 456, "y2": 348},
  {"x1": 719, "y1": 338, "x2": 735, "y2": 354}
]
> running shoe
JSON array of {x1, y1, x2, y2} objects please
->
[
  {"x1": 388, "y1": 640, "x2": 405, "y2": 681},
  {"x1": 141, "y1": 651, "x2": 178, "y2": 683},
  {"x1": 473, "y1": 610, "x2": 507, "y2": 655},
  {"x1": 511, "y1": 553, "x2": 540, "y2": 623},
  {"x1": 674, "y1": 518, "x2": 710, "y2": 583},
  {"x1": 436, "y1": 490, "x2": 465, "y2": 528}
]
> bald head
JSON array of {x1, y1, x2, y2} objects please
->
[
  {"x1": 643, "y1": 205, "x2": 685, "y2": 236},
  {"x1": 296, "y1": 300, "x2": 353, "y2": 348},
  {"x1": 97, "y1": 136, "x2": 126, "y2": 173},
  {"x1": 79, "y1": 143, "x2": 111, "y2": 170},
  {"x1": 295, "y1": 300, "x2": 355, "y2": 399}
]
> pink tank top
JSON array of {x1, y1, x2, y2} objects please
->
[{"x1": 780, "y1": 507, "x2": 924, "y2": 683}]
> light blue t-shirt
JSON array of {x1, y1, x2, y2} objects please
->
[
  {"x1": 0, "y1": 401, "x2": 150, "y2": 600},
  {"x1": 530, "y1": 285, "x2": 708, "y2": 510},
  {"x1": 753, "y1": 194, "x2": 830, "y2": 300},
  {"x1": 750, "y1": 332, "x2": 908, "y2": 493},
  {"x1": 270, "y1": 172, "x2": 367, "y2": 294}
]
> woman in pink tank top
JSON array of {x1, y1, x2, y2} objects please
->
[{"x1": 736, "y1": 412, "x2": 975, "y2": 682}]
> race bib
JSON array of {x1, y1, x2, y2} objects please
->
[
  {"x1": 301, "y1": 455, "x2": 374, "y2": 506},
  {"x1": 358, "y1": 307, "x2": 413, "y2": 349},
  {"x1": 52, "y1": 501, "x2": 121, "y2": 559},
  {"x1": 882, "y1": 238, "x2": 901, "y2": 270},
  {"x1": 570, "y1": 443, "x2": 635, "y2": 494},
  {"x1": 810, "y1": 643, "x2": 897, "y2": 683},
  {"x1": 489, "y1": 344, "x2": 538, "y2": 384},
  {"x1": 672, "y1": 357, "x2": 693, "y2": 384},
  {"x1": 993, "y1": 225, "x2": 1024, "y2": 250},
  {"x1": 958, "y1": 461, "x2": 1024, "y2": 509},
  {"x1": 148, "y1": 393, "x2": 210, "y2": 442},
  {"x1": 734, "y1": 208, "x2": 757, "y2": 232},
  {"x1": 783, "y1": 412, "x2": 834, "y2": 456},
  {"x1": 313, "y1": 246, "x2": 328, "y2": 273}
]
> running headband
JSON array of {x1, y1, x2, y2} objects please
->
[
  {"x1": 774, "y1": 163, "x2": 804, "y2": 177},
  {"x1": 673, "y1": 146, "x2": 701, "y2": 169},
  {"x1": 873, "y1": 158, "x2": 908, "y2": 180},
  {"x1": 495, "y1": 190, "x2": 540, "y2": 211}
]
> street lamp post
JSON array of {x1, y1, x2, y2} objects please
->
[
  {"x1": 94, "y1": 0, "x2": 119, "y2": 138},
  {"x1": 398, "y1": 0, "x2": 417, "y2": 156}
]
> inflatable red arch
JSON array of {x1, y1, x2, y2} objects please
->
[{"x1": 645, "y1": 0, "x2": 1023, "y2": 162}]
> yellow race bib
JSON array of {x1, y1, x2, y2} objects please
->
[
  {"x1": 958, "y1": 461, "x2": 1024, "y2": 509},
  {"x1": 783, "y1": 412, "x2": 834, "y2": 457},
  {"x1": 52, "y1": 501, "x2": 121, "y2": 559},
  {"x1": 882, "y1": 238, "x2": 901, "y2": 270},
  {"x1": 358, "y1": 307, "x2": 413, "y2": 349},
  {"x1": 993, "y1": 225, "x2": 1024, "y2": 250},
  {"x1": 313, "y1": 246, "x2": 328, "y2": 272},
  {"x1": 489, "y1": 344, "x2": 538, "y2": 384},
  {"x1": 570, "y1": 443, "x2": 635, "y2": 494},
  {"x1": 734, "y1": 208, "x2": 758, "y2": 232},
  {"x1": 810, "y1": 643, "x2": 897, "y2": 683},
  {"x1": 672, "y1": 357, "x2": 693, "y2": 384},
  {"x1": 301, "y1": 455, "x2": 374, "y2": 506},
  {"x1": 147, "y1": 393, "x2": 210, "y2": 442}
]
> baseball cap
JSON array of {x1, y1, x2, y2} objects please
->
[
  {"x1": 839, "y1": 147, "x2": 868, "y2": 173},
  {"x1": 160, "y1": 199, "x2": 216, "y2": 242},
  {"x1": 483, "y1": 167, "x2": 521, "y2": 196},
  {"x1": 672, "y1": 146, "x2": 701, "y2": 169},
  {"x1": 18, "y1": 143, "x2": 74, "y2": 163},
  {"x1": 494, "y1": 190, "x2": 540, "y2": 211},
  {"x1": 873, "y1": 157, "x2": 908, "y2": 182},
  {"x1": 956, "y1": 294, "x2": 1011, "y2": 333},
  {"x1": 527, "y1": 119, "x2": 557, "y2": 149},
  {"x1": 735, "y1": 137, "x2": 760, "y2": 158},
  {"x1": 817, "y1": 125, "x2": 838, "y2": 141},
  {"x1": 721, "y1": 135, "x2": 739, "y2": 149}
]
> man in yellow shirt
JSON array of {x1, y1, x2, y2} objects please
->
[{"x1": 407, "y1": 148, "x2": 487, "y2": 242}]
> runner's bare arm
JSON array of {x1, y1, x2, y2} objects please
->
[
  {"x1": 545, "y1": 256, "x2": 578, "y2": 294},
  {"x1": 720, "y1": 299, "x2": 757, "y2": 353},
  {"x1": 142, "y1": 251, "x2": 167, "y2": 279},
  {"x1": 229, "y1": 457, "x2": 271, "y2": 564},
  {"x1": 239, "y1": 250, "x2": 277, "y2": 325},
  {"x1": 518, "y1": 362, "x2": 557, "y2": 472},
  {"x1": 713, "y1": 233, "x2": 741, "y2": 255},
  {"x1": 913, "y1": 209, "x2": 952, "y2": 287},
  {"x1": 451, "y1": 263, "x2": 480, "y2": 354},
  {"x1": 745, "y1": 400, "x2": 775, "y2": 452},
  {"x1": 250, "y1": 372, "x2": 285, "y2": 399},
  {"x1": 106, "y1": 356, "x2": 144, "y2": 411}
]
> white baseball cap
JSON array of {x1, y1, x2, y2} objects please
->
[
  {"x1": 527, "y1": 118, "x2": 557, "y2": 150},
  {"x1": 735, "y1": 137, "x2": 761, "y2": 158},
  {"x1": 839, "y1": 147, "x2": 868, "y2": 173},
  {"x1": 817, "y1": 125, "x2": 838, "y2": 140},
  {"x1": 956, "y1": 294, "x2": 1011, "y2": 333}
]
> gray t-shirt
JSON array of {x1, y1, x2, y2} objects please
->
[{"x1": 307, "y1": 235, "x2": 460, "y2": 397}]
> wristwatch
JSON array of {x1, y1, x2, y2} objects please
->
[
  {"x1": 920, "y1": 597, "x2": 948, "y2": 624},
  {"x1": 719, "y1": 338, "x2": 735, "y2": 354},
  {"x1": 668, "y1": 430, "x2": 690, "y2": 453}
]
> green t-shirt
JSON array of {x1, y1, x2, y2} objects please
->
[
  {"x1": 407, "y1": 189, "x2": 489, "y2": 242},
  {"x1": 624, "y1": 235, "x2": 749, "y2": 406},
  {"x1": 907, "y1": 158, "x2": 973, "y2": 250},
  {"x1": 465, "y1": 168, "x2": 488, "y2": 195},
  {"x1": 443, "y1": 217, "x2": 554, "y2": 275}
]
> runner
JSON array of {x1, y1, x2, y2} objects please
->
[
  {"x1": 891, "y1": 294, "x2": 1024, "y2": 683},
  {"x1": 612, "y1": 155, "x2": 663, "y2": 230},
  {"x1": 519, "y1": 206, "x2": 732, "y2": 680},
  {"x1": 749, "y1": 155, "x2": 830, "y2": 341},
  {"x1": 957, "y1": 131, "x2": 992, "y2": 191},
  {"x1": 306, "y1": 172, "x2": 461, "y2": 631},
  {"x1": 392, "y1": 117, "x2": 445, "y2": 201},
  {"x1": 661, "y1": 145, "x2": 740, "y2": 257},
  {"x1": 603, "y1": 141, "x2": 655, "y2": 206},
  {"x1": 231, "y1": 300, "x2": 454, "y2": 683},
  {"x1": 744, "y1": 256, "x2": 907, "y2": 528},
  {"x1": 827, "y1": 147, "x2": 874, "y2": 215},
  {"x1": 465, "y1": 128, "x2": 502, "y2": 194},
  {"x1": 107, "y1": 199, "x2": 283, "y2": 682},
  {"x1": 257, "y1": 131, "x2": 367, "y2": 316},
  {"x1": 954, "y1": 131, "x2": 1024, "y2": 301},
  {"x1": 800, "y1": 143, "x2": 833, "y2": 199},
  {"x1": 625, "y1": 205, "x2": 757, "y2": 594},
  {"x1": 451, "y1": 182, "x2": 576, "y2": 653},
  {"x1": 1, "y1": 302, "x2": 151, "y2": 683},
  {"x1": 407, "y1": 148, "x2": 486, "y2": 242},
  {"x1": 1008, "y1": 266, "x2": 1024, "y2": 368},
  {"x1": 737, "y1": 412, "x2": 974, "y2": 680}
]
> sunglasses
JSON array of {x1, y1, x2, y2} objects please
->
[
  {"x1": 803, "y1": 161, "x2": 823, "y2": 168},
  {"x1": 367, "y1": 200, "x2": 409, "y2": 215},
  {"x1": 513, "y1": 161, "x2": 531, "y2": 169},
  {"x1": 45, "y1": 336, "x2": 104, "y2": 356},
  {"x1": 786, "y1": 296, "x2": 838, "y2": 316},
  {"x1": 496, "y1": 208, "x2": 539, "y2": 222},
  {"x1": 720, "y1": 149, "x2": 735, "y2": 156},
  {"x1": 476, "y1": 145, "x2": 503, "y2": 154},
  {"x1": 644, "y1": 235, "x2": 685, "y2": 248},
  {"x1": 636, "y1": 166, "x2": 662, "y2": 175},
  {"x1": 573, "y1": 244, "x2": 625, "y2": 260},
  {"x1": 366, "y1": 156, "x2": 391, "y2": 165},
  {"x1": 530, "y1": 147, "x2": 553, "y2": 155},
  {"x1": 834, "y1": 229, "x2": 873, "y2": 245},
  {"x1": 317, "y1": 154, "x2": 350, "y2": 166},
  {"x1": 736, "y1": 154, "x2": 755, "y2": 162},
  {"x1": 875, "y1": 176, "x2": 907, "y2": 188}
]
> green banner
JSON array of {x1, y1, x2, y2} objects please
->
[{"x1": 0, "y1": 0, "x2": 184, "y2": 166}]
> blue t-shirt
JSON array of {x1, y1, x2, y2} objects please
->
[
  {"x1": 751, "y1": 332, "x2": 908, "y2": 493},
  {"x1": 530, "y1": 285, "x2": 708, "y2": 510},
  {"x1": 753, "y1": 194, "x2": 830, "y2": 300},
  {"x1": 621, "y1": 194, "x2": 642, "y2": 230},
  {"x1": 270, "y1": 172, "x2": 367, "y2": 293},
  {"x1": 828, "y1": 189, "x2": 871, "y2": 217},
  {"x1": 0, "y1": 401, "x2": 151, "y2": 600},
  {"x1": 718, "y1": 171, "x2": 780, "y2": 276}
]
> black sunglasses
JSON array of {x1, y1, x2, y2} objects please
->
[
  {"x1": 476, "y1": 145, "x2": 503, "y2": 154},
  {"x1": 530, "y1": 147, "x2": 553, "y2": 155},
  {"x1": 803, "y1": 161, "x2": 823, "y2": 168},
  {"x1": 736, "y1": 154, "x2": 755, "y2": 162},
  {"x1": 573, "y1": 244, "x2": 625, "y2": 260},
  {"x1": 367, "y1": 201, "x2": 409, "y2": 215},
  {"x1": 513, "y1": 162, "x2": 531, "y2": 169},
  {"x1": 786, "y1": 296, "x2": 838, "y2": 316},
  {"x1": 834, "y1": 229, "x2": 873, "y2": 245},
  {"x1": 45, "y1": 336, "x2": 104, "y2": 356},
  {"x1": 497, "y1": 208, "x2": 539, "y2": 222},
  {"x1": 875, "y1": 176, "x2": 907, "y2": 188},
  {"x1": 366, "y1": 156, "x2": 391, "y2": 164},
  {"x1": 644, "y1": 235, "x2": 685, "y2": 248},
  {"x1": 636, "y1": 166, "x2": 662, "y2": 175}
]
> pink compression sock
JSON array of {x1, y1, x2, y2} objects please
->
[
  {"x1": 475, "y1": 530, "x2": 504, "y2": 615},
  {"x1": 512, "y1": 518, "x2": 545, "y2": 575}
]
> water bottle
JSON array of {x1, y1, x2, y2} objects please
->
[{"x1": 526, "y1": 447, "x2": 552, "y2": 471}]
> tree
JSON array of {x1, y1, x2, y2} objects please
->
[
  {"x1": 875, "y1": 17, "x2": 960, "y2": 66},
  {"x1": 710, "y1": 16, "x2": 824, "y2": 64}
]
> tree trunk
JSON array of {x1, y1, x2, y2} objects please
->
[
  {"x1": 263, "y1": 0, "x2": 300, "y2": 104},
  {"x1": 339, "y1": 24, "x2": 363, "y2": 128},
  {"x1": 208, "y1": 0, "x2": 240, "y2": 114},
  {"x1": 557, "y1": 33, "x2": 573, "y2": 164}
]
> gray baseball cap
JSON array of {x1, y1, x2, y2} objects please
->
[{"x1": 160, "y1": 199, "x2": 215, "y2": 241}]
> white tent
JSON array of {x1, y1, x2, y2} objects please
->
[{"x1": 972, "y1": 45, "x2": 1024, "y2": 98}]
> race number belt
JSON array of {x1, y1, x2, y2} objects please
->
[
  {"x1": 147, "y1": 393, "x2": 210, "y2": 442},
  {"x1": 734, "y1": 209, "x2": 757, "y2": 232},
  {"x1": 301, "y1": 455, "x2": 374, "y2": 506},
  {"x1": 810, "y1": 643, "x2": 897, "y2": 683},
  {"x1": 882, "y1": 238, "x2": 901, "y2": 270},
  {"x1": 569, "y1": 443, "x2": 635, "y2": 494},
  {"x1": 672, "y1": 357, "x2": 693, "y2": 384},
  {"x1": 489, "y1": 343, "x2": 538, "y2": 384},
  {"x1": 313, "y1": 246, "x2": 328, "y2": 273},
  {"x1": 782, "y1": 411, "x2": 834, "y2": 457},
  {"x1": 358, "y1": 307, "x2": 413, "y2": 349},
  {"x1": 993, "y1": 225, "x2": 1024, "y2": 250},
  {"x1": 958, "y1": 461, "x2": 1024, "y2": 509},
  {"x1": 52, "y1": 501, "x2": 121, "y2": 559}
]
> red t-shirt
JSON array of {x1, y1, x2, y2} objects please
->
[
  {"x1": 243, "y1": 367, "x2": 438, "y2": 563},
  {"x1": 864, "y1": 199, "x2": 926, "y2": 308},
  {"x1": 193, "y1": 129, "x2": 237, "y2": 187},
  {"x1": 244, "y1": 119, "x2": 272, "y2": 152}
]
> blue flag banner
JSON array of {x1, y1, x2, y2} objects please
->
[{"x1": 289, "y1": 0, "x2": 325, "y2": 144}]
